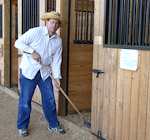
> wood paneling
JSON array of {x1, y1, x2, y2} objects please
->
[
  {"x1": 92, "y1": 0, "x2": 150, "y2": 140},
  {"x1": 137, "y1": 51, "x2": 149, "y2": 140},
  {"x1": 68, "y1": 43, "x2": 93, "y2": 111},
  {"x1": 108, "y1": 49, "x2": 117, "y2": 140}
]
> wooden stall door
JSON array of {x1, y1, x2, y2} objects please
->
[
  {"x1": 67, "y1": 0, "x2": 94, "y2": 113},
  {"x1": 92, "y1": 0, "x2": 150, "y2": 140}
]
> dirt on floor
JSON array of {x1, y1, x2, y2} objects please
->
[
  {"x1": 10, "y1": 86, "x2": 92, "y2": 132},
  {"x1": 63, "y1": 111, "x2": 91, "y2": 132},
  {"x1": 0, "y1": 88, "x2": 94, "y2": 140}
]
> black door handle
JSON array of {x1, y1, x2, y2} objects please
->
[{"x1": 91, "y1": 69, "x2": 104, "y2": 78}]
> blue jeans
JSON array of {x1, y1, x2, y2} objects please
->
[{"x1": 17, "y1": 69, "x2": 59, "y2": 129}]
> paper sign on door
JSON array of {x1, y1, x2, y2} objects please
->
[{"x1": 120, "y1": 49, "x2": 138, "y2": 71}]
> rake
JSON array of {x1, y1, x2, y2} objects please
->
[{"x1": 41, "y1": 63, "x2": 91, "y2": 128}]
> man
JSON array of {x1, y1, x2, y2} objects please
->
[{"x1": 15, "y1": 11, "x2": 67, "y2": 137}]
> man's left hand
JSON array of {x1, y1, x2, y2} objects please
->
[{"x1": 55, "y1": 78, "x2": 60, "y2": 90}]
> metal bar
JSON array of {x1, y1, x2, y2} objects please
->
[
  {"x1": 139, "y1": 0, "x2": 143, "y2": 46},
  {"x1": 136, "y1": 0, "x2": 140, "y2": 45},
  {"x1": 123, "y1": 0, "x2": 127, "y2": 44},
  {"x1": 118, "y1": 0, "x2": 123, "y2": 44},
  {"x1": 22, "y1": 0, "x2": 24, "y2": 33},
  {"x1": 55, "y1": 0, "x2": 56, "y2": 11},
  {"x1": 24, "y1": 0, "x2": 26, "y2": 32},
  {"x1": 31, "y1": 0, "x2": 33, "y2": 28},
  {"x1": 90, "y1": 0, "x2": 94, "y2": 43},
  {"x1": 48, "y1": 0, "x2": 50, "y2": 12},
  {"x1": 123, "y1": 0, "x2": 130, "y2": 45},
  {"x1": 103, "y1": 0, "x2": 107, "y2": 44},
  {"x1": 37, "y1": 0, "x2": 38, "y2": 26},
  {"x1": 113, "y1": 0, "x2": 118, "y2": 44},
  {"x1": 31, "y1": 0, "x2": 33, "y2": 27},
  {"x1": 146, "y1": 0, "x2": 150, "y2": 46},
  {"x1": 75, "y1": 0, "x2": 78, "y2": 42},
  {"x1": 24, "y1": 0, "x2": 29, "y2": 31},
  {"x1": 52, "y1": 0, "x2": 54, "y2": 11},
  {"x1": 105, "y1": 0, "x2": 111, "y2": 45},
  {"x1": 108, "y1": 0, "x2": 113, "y2": 44},
  {"x1": 50, "y1": 0, "x2": 51, "y2": 11},
  {"x1": 132, "y1": 0, "x2": 136, "y2": 45},
  {"x1": 84, "y1": 12, "x2": 86, "y2": 41},
  {"x1": 125, "y1": 0, "x2": 130, "y2": 45},
  {"x1": 47, "y1": 0, "x2": 48, "y2": 12},
  {"x1": 129, "y1": 0, "x2": 136, "y2": 45},
  {"x1": 121, "y1": 0, "x2": 124, "y2": 44},
  {"x1": 34, "y1": 0, "x2": 36, "y2": 27},
  {"x1": 86, "y1": 0, "x2": 89, "y2": 42},
  {"x1": 142, "y1": 0, "x2": 147, "y2": 46},
  {"x1": 29, "y1": 0, "x2": 31, "y2": 28},
  {"x1": 104, "y1": 0, "x2": 108, "y2": 44},
  {"x1": 78, "y1": 11, "x2": 80, "y2": 41},
  {"x1": 23, "y1": 0, "x2": 25, "y2": 32},
  {"x1": 81, "y1": 0, "x2": 84, "y2": 41},
  {"x1": 130, "y1": 0, "x2": 134, "y2": 45},
  {"x1": 27, "y1": 0, "x2": 29, "y2": 31},
  {"x1": 37, "y1": 0, "x2": 39, "y2": 27}
]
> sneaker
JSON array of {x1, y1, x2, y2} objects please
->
[
  {"x1": 48, "y1": 126, "x2": 65, "y2": 134},
  {"x1": 18, "y1": 129, "x2": 28, "y2": 137}
]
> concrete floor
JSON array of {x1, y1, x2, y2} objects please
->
[{"x1": 0, "y1": 86, "x2": 95, "y2": 140}]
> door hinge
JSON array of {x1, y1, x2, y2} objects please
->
[{"x1": 91, "y1": 131, "x2": 106, "y2": 140}]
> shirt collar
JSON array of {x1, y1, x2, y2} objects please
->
[{"x1": 44, "y1": 26, "x2": 56, "y2": 38}]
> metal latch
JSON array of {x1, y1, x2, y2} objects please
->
[
  {"x1": 17, "y1": 54, "x2": 22, "y2": 58},
  {"x1": 91, "y1": 69, "x2": 104, "y2": 78}
]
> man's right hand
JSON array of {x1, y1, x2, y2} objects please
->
[{"x1": 32, "y1": 50, "x2": 41, "y2": 64}]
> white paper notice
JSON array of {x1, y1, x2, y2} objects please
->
[{"x1": 120, "y1": 49, "x2": 138, "y2": 71}]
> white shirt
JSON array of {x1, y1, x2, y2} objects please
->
[{"x1": 14, "y1": 26, "x2": 62, "y2": 80}]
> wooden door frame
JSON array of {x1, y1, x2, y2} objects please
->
[
  {"x1": 58, "y1": 0, "x2": 70, "y2": 116},
  {"x1": 91, "y1": 0, "x2": 104, "y2": 135},
  {"x1": 4, "y1": 0, "x2": 11, "y2": 87}
]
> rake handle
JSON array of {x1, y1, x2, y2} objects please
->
[{"x1": 41, "y1": 63, "x2": 88, "y2": 123}]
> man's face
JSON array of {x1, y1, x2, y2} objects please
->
[{"x1": 46, "y1": 19, "x2": 60, "y2": 35}]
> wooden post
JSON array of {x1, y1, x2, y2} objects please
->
[
  {"x1": 58, "y1": 0, "x2": 69, "y2": 116},
  {"x1": 4, "y1": 0, "x2": 10, "y2": 87},
  {"x1": 40, "y1": 0, "x2": 46, "y2": 26},
  {"x1": 17, "y1": 0, "x2": 22, "y2": 90},
  {"x1": 91, "y1": 0, "x2": 102, "y2": 134}
]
